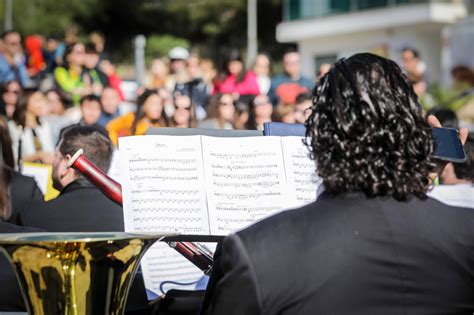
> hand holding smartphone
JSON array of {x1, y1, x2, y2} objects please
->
[{"x1": 432, "y1": 127, "x2": 466, "y2": 163}]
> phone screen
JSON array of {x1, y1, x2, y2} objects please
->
[{"x1": 432, "y1": 128, "x2": 466, "y2": 163}]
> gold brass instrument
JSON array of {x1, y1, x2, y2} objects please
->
[{"x1": 0, "y1": 232, "x2": 170, "y2": 315}]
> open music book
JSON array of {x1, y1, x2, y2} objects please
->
[{"x1": 119, "y1": 135, "x2": 322, "y2": 298}]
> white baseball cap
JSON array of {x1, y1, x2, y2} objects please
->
[{"x1": 169, "y1": 47, "x2": 190, "y2": 60}]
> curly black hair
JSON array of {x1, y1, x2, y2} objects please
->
[{"x1": 305, "y1": 53, "x2": 435, "y2": 201}]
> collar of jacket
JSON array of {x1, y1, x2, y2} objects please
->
[{"x1": 61, "y1": 179, "x2": 94, "y2": 195}]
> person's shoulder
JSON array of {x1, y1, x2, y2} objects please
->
[
  {"x1": 413, "y1": 195, "x2": 474, "y2": 215},
  {"x1": 0, "y1": 53, "x2": 8, "y2": 65},
  {"x1": 10, "y1": 171, "x2": 37, "y2": 187},
  {"x1": 271, "y1": 74, "x2": 288, "y2": 84},
  {"x1": 0, "y1": 220, "x2": 42, "y2": 233},
  {"x1": 244, "y1": 71, "x2": 257, "y2": 79},
  {"x1": 108, "y1": 112, "x2": 134, "y2": 126},
  {"x1": 236, "y1": 201, "x2": 320, "y2": 244},
  {"x1": 298, "y1": 75, "x2": 314, "y2": 87}
]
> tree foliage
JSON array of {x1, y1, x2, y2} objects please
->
[{"x1": 0, "y1": 0, "x2": 285, "y2": 63}]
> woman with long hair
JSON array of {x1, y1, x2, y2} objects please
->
[
  {"x1": 213, "y1": 49, "x2": 259, "y2": 97},
  {"x1": 0, "y1": 80, "x2": 22, "y2": 118},
  {"x1": 198, "y1": 93, "x2": 235, "y2": 129},
  {"x1": 107, "y1": 89, "x2": 168, "y2": 145},
  {"x1": 8, "y1": 89, "x2": 54, "y2": 165},
  {"x1": 245, "y1": 94, "x2": 274, "y2": 130},
  {"x1": 169, "y1": 94, "x2": 197, "y2": 128},
  {"x1": 0, "y1": 116, "x2": 43, "y2": 224},
  {"x1": 54, "y1": 42, "x2": 89, "y2": 107}
]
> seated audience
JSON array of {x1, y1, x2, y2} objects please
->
[
  {"x1": 174, "y1": 54, "x2": 209, "y2": 120},
  {"x1": 82, "y1": 42, "x2": 108, "y2": 95},
  {"x1": 8, "y1": 89, "x2": 55, "y2": 166},
  {"x1": 233, "y1": 98, "x2": 250, "y2": 130},
  {"x1": 97, "y1": 86, "x2": 121, "y2": 127},
  {"x1": 79, "y1": 94, "x2": 102, "y2": 126},
  {"x1": 18, "y1": 124, "x2": 124, "y2": 231},
  {"x1": 275, "y1": 104, "x2": 296, "y2": 124},
  {"x1": 268, "y1": 50, "x2": 313, "y2": 106},
  {"x1": 198, "y1": 93, "x2": 235, "y2": 129},
  {"x1": 0, "y1": 80, "x2": 21, "y2": 118},
  {"x1": 107, "y1": 89, "x2": 167, "y2": 146},
  {"x1": 201, "y1": 53, "x2": 473, "y2": 314},
  {"x1": 100, "y1": 59, "x2": 125, "y2": 100},
  {"x1": 42, "y1": 89, "x2": 72, "y2": 144},
  {"x1": 0, "y1": 31, "x2": 29, "y2": 87},
  {"x1": 245, "y1": 94, "x2": 273, "y2": 130},
  {"x1": 54, "y1": 42, "x2": 88, "y2": 106},
  {"x1": 0, "y1": 116, "x2": 43, "y2": 224},
  {"x1": 169, "y1": 94, "x2": 197, "y2": 128},
  {"x1": 214, "y1": 49, "x2": 260, "y2": 97},
  {"x1": 252, "y1": 53, "x2": 272, "y2": 95},
  {"x1": 294, "y1": 92, "x2": 312, "y2": 124}
]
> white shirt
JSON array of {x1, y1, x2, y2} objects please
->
[{"x1": 8, "y1": 120, "x2": 55, "y2": 168}]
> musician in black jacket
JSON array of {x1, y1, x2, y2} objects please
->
[
  {"x1": 201, "y1": 53, "x2": 474, "y2": 314},
  {"x1": 18, "y1": 125, "x2": 124, "y2": 231},
  {"x1": 0, "y1": 117, "x2": 43, "y2": 311}
]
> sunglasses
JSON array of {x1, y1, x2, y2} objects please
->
[{"x1": 174, "y1": 105, "x2": 191, "y2": 111}]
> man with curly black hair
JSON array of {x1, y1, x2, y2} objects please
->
[{"x1": 201, "y1": 53, "x2": 473, "y2": 314}]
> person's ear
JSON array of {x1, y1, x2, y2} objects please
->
[{"x1": 61, "y1": 154, "x2": 74, "y2": 177}]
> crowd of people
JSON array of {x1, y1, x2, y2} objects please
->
[
  {"x1": 0, "y1": 28, "x2": 473, "y2": 314},
  {"x1": 1, "y1": 30, "x2": 474, "y2": 158}
]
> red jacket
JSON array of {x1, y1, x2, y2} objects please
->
[{"x1": 214, "y1": 71, "x2": 260, "y2": 96}]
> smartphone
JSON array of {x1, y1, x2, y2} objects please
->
[{"x1": 432, "y1": 127, "x2": 466, "y2": 163}]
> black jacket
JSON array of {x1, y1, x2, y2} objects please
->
[
  {"x1": 0, "y1": 221, "x2": 42, "y2": 311},
  {"x1": 18, "y1": 179, "x2": 124, "y2": 232},
  {"x1": 201, "y1": 192, "x2": 474, "y2": 314},
  {"x1": 7, "y1": 170, "x2": 44, "y2": 225}
]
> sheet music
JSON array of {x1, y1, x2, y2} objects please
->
[
  {"x1": 281, "y1": 137, "x2": 323, "y2": 208},
  {"x1": 427, "y1": 184, "x2": 474, "y2": 209},
  {"x1": 140, "y1": 243, "x2": 204, "y2": 299},
  {"x1": 119, "y1": 135, "x2": 209, "y2": 298},
  {"x1": 202, "y1": 136, "x2": 291, "y2": 235},
  {"x1": 119, "y1": 135, "x2": 209, "y2": 234}
]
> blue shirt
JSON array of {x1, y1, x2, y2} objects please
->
[
  {"x1": 0, "y1": 54, "x2": 29, "y2": 87},
  {"x1": 268, "y1": 73, "x2": 313, "y2": 105}
]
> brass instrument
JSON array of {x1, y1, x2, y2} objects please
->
[{"x1": 0, "y1": 232, "x2": 170, "y2": 315}]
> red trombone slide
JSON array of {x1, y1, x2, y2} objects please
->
[{"x1": 67, "y1": 149, "x2": 214, "y2": 275}]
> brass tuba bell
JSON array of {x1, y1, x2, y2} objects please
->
[{"x1": 0, "y1": 232, "x2": 169, "y2": 315}]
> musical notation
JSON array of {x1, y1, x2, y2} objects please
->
[
  {"x1": 209, "y1": 152, "x2": 276, "y2": 159},
  {"x1": 201, "y1": 136, "x2": 292, "y2": 235},
  {"x1": 281, "y1": 137, "x2": 322, "y2": 208},
  {"x1": 211, "y1": 172, "x2": 279, "y2": 180}
]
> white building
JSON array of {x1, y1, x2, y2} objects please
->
[{"x1": 276, "y1": 0, "x2": 470, "y2": 85}]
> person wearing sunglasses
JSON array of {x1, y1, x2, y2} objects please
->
[
  {"x1": 170, "y1": 93, "x2": 197, "y2": 128},
  {"x1": 198, "y1": 93, "x2": 235, "y2": 130}
]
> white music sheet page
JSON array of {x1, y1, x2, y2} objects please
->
[
  {"x1": 140, "y1": 243, "x2": 204, "y2": 300},
  {"x1": 119, "y1": 135, "x2": 209, "y2": 234},
  {"x1": 281, "y1": 136, "x2": 323, "y2": 208},
  {"x1": 119, "y1": 135, "x2": 209, "y2": 298},
  {"x1": 201, "y1": 136, "x2": 291, "y2": 235}
]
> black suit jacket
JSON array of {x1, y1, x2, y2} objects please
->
[
  {"x1": 201, "y1": 192, "x2": 474, "y2": 314},
  {"x1": 18, "y1": 179, "x2": 124, "y2": 232},
  {"x1": 7, "y1": 170, "x2": 44, "y2": 225},
  {"x1": 0, "y1": 221, "x2": 42, "y2": 311}
]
